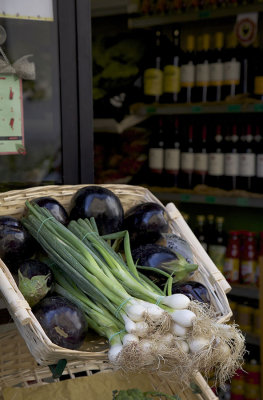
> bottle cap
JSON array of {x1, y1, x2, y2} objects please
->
[
  {"x1": 197, "y1": 35, "x2": 203, "y2": 52},
  {"x1": 186, "y1": 35, "x2": 195, "y2": 51},
  {"x1": 254, "y1": 76, "x2": 263, "y2": 95},
  {"x1": 226, "y1": 32, "x2": 238, "y2": 49},
  {"x1": 197, "y1": 215, "x2": 206, "y2": 222},
  {"x1": 207, "y1": 214, "x2": 214, "y2": 222},
  {"x1": 203, "y1": 34, "x2": 211, "y2": 50},
  {"x1": 214, "y1": 32, "x2": 224, "y2": 49},
  {"x1": 216, "y1": 216, "x2": 224, "y2": 224}
]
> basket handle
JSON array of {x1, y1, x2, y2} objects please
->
[{"x1": 0, "y1": 259, "x2": 31, "y2": 325}]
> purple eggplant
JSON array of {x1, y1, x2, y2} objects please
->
[
  {"x1": 18, "y1": 259, "x2": 54, "y2": 307},
  {"x1": 69, "y1": 186, "x2": 124, "y2": 235},
  {"x1": 0, "y1": 216, "x2": 36, "y2": 272},
  {"x1": 31, "y1": 197, "x2": 69, "y2": 225},
  {"x1": 124, "y1": 202, "x2": 169, "y2": 247},
  {"x1": 172, "y1": 281, "x2": 210, "y2": 304},
  {"x1": 34, "y1": 295, "x2": 88, "y2": 350},
  {"x1": 132, "y1": 243, "x2": 198, "y2": 286}
]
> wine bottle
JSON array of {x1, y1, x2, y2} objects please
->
[
  {"x1": 255, "y1": 125, "x2": 263, "y2": 193},
  {"x1": 179, "y1": 34, "x2": 196, "y2": 103},
  {"x1": 143, "y1": 30, "x2": 163, "y2": 104},
  {"x1": 224, "y1": 124, "x2": 240, "y2": 190},
  {"x1": 179, "y1": 123, "x2": 194, "y2": 189},
  {"x1": 222, "y1": 32, "x2": 241, "y2": 100},
  {"x1": 194, "y1": 215, "x2": 208, "y2": 251},
  {"x1": 208, "y1": 216, "x2": 227, "y2": 273},
  {"x1": 193, "y1": 123, "x2": 208, "y2": 186},
  {"x1": 164, "y1": 116, "x2": 181, "y2": 187},
  {"x1": 148, "y1": 117, "x2": 164, "y2": 186},
  {"x1": 207, "y1": 124, "x2": 224, "y2": 188},
  {"x1": 253, "y1": 45, "x2": 263, "y2": 101},
  {"x1": 238, "y1": 124, "x2": 256, "y2": 192},
  {"x1": 162, "y1": 29, "x2": 181, "y2": 104},
  {"x1": 195, "y1": 34, "x2": 211, "y2": 103},
  {"x1": 208, "y1": 32, "x2": 224, "y2": 102}
]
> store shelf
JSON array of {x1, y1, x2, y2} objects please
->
[
  {"x1": 150, "y1": 190, "x2": 263, "y2": 208},
  {"x1": 130, "y1": 102, "x2": 263, "y2": 116},
  {"x1": 228, "y1": 285, "x2": 259, "y2": 300},
  {"x1": 128, "y1": 4, "x2": 263, "y2": 28},
  {"x1": 91, "y1": 0, "x2": 138, "y2": 17}
]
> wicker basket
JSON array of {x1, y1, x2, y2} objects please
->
[
  {"x1": 0, "y1": 184, "x2": 231, "y2": 397},
  {"x1": 0, "y1": 327, "x2": 218, "y2": 400}
]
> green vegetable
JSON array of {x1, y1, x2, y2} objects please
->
[{"x1": 112, "y1": 388, "x2": 181, "y2": 400}]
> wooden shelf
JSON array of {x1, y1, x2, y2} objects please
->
[
  {"x1": 130, "y1": 102, "x2": 263, "y2": 116},
  {"x1": 150, "y1": 190, "x2": 263, "y2": 209},
  {"x1": 128, "y1": 4, "x2": 263, "y2": 28}
]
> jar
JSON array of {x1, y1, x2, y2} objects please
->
[
  {"x1": 223, "y1": 231, "x2": 240, "y2": 283},
  {"x1": 240, "y1": 231, "x2": 257, "y2": 285}
]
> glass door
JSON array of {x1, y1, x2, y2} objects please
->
[{"x1": 0, "y1": 0, "x2": 94, "y2": 191}]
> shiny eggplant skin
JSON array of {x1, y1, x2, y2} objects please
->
[
  {"x1": 123, "y1": 202, "x2": 169, "y2": 247},
  {"x1": 34, "y1": 296, "x2": 88, "y2": 350},
  {"x1": 132, "y1": 243, "x2": 177, "y2": 284},
  {"x1": 172, "y1": 281, "x2": 210, "y2": 304},
  {"x1": 31, "y1": 197, "x2": 69, "y2": 225},
  {"x1": 0, "y1": 216, "x2": 36, "y2": 272},
  {"x1": 69, "y1": 186, "x2": 124, "y2": 235}
]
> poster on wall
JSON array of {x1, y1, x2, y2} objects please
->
[
  {"x1": 0, "y1": 75, "x2": 25, "y2": 155},
  {"x1": 0, "y1": 0, "x2": 53, "y2": 21}
]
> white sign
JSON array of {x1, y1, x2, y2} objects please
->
[{"x1": 0, "y1": 0, "x2": 53, "y2": 21}]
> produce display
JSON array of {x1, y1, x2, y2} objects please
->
[{"x1": 0, "y1": 185, "x2": 245, "y2": 388}]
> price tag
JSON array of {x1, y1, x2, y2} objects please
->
[
  {"x1": 180, "y1": 194, "x2": 191, "y2": 202},
  {"x1": 191, "y1": 105, "x2": 202, "y2": 113},
  {"x1": 205, "y1": 196, "x2": 216, "y2": 204},
  {"x1": 237, "y1": 198, "x2": 249, "y2": 207},
  {"x1": 227, "y1": 104, "x2": 241, "y2": 112},
  {"x1": 146, "y1": 106, "x2": 156, "y2": 114},
  {"x1": 0, "y1": 75, "x2": 25, "y2": 155},
  {"x1": 199, "y1": 10, "x2": 211, "y2": 18},
  {"x1": 254, "y1": 103, "x2": 263, "y2": 112}
]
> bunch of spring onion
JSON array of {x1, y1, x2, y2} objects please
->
[{"x1": 21, "y1": 201, "x2": 245, "y2": 385}]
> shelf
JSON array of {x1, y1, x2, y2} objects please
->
[
  {"x1": 128, "y1": 4, "x2": 263, "y2": 28},
  {"x1": 228, "y1": 285, "x2": 259, "y2": 300},
  {"x1": 150, "y1": 190, "x2": 263, "y2": 208},
  {"x1": 130, "y1": 102, "x2": 263, "y2": 116}
]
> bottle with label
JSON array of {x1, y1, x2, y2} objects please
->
[
  {"x1": 255, "y1": 125, "x2": 263, "y2": 193},
  {"x1": 179, "y1": 34, "x2": 196, "y2": 103},
  {"x1": 143, "y1": 30, "x2": 163, "y2": 104},
  {"x1": 193, "y1": 123, "x2": 208, "y2": 186},
  {"x1": 254, "y1": 46, "x2": 263, "y2": 101},
  {"x1": 240, "y1": 231, "x2": 257, "y2": 285},
  {"x1": 224, "y1": 123, "x2": 240, "y2": 190},
  {"x1": 164, "y1": 116, "x2": 181, "y2": 187},
  {"x1": 179, "y1": 124, "x2": 194, "y2": 189},
  {"x1": 194, "y1": 215, "x2": 208, "y2": 251},
  {"x1": 148, "y1": 117, "x2": 164, "y2": 186},
  {"x1": 207, "y1": 124, "x2": 225, "y2": 188},
  {"x1": 195, "y1": 34, "x2": 211, "y2": 103},
  {"x1": 222, "y1": 32, "x2": 241, "y2": 100},
  {"x1": 223, "y1": 230, "x2": 240, "y2": 283},
  {"x1": 208, "y1": 32, "x2": 224, "y2": 102},
  {"x1": 205, "y1": 214, "x2": 215, "y2": 245},
  {"x1": 238, "y1": 124, "x2": 256, "y2": 192},
  {"x1": 162, "y1": 29, "x2": 181, "y2": 104},
  {"x1": 208, "y1": 216, "x2": 227, "y2": 273}
]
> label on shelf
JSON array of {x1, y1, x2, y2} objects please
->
[
  {"x1": 196, "y1": 62, "x2": 210, "y2": 85},
  {"x1": 194, "y1": 153, "x2": 208, "y2": 172},
  {"x1": 256, "y1": 153, "x2": 263, "y2": 177},
  {"x1": 210, "y1": 62, "x2": 224, "y2": 86},
  {"x1": 225, "y1": 153, "x2": 239, "y2": 176},
  {"x1": 144, "y1": 68, "x2": 163, "y2": 96},
  {"x1": 181, "y1": 152, "x2": 194, "y2": 171},
  {"x1": 164, "y1": 148, "x2": 180, "y2": 171},
  {"x1": 163, "y1": 65, "x2": 180, "y2": 93},
  {"x1": 208, "y1": 153, "x2": 224, "y2": 176},
  {"x1": 223, "y1": 257, "x2": 239, "y2": 283},
  {"x1": 149, "y1": 148, "x2": 164, "y2": 171},
  {"x1": 181, "y1": 63, "x2": 195, "y2": 87},
  {"x1": 223, "y1": 59, "x2": 241, "y2": 85},
  {"x1": 239, "y1": 153, "x2": 256, "y2": 177}
]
